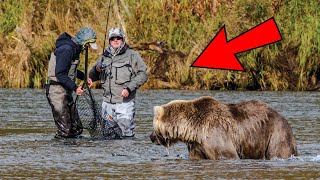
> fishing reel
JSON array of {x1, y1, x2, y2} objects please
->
[
  {"x1": 100, "y1": 62, "x2": 113, "y2": 81},
  {"x1": 101, "y1": 62, "x2": 107, "y2": 70}
]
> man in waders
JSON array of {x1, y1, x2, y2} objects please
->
[
  {"x1": 46, "y1": 27, "x2": 98, "y2": 139},
  {"x1": 89, "y1": 27, "x2": 148, "y2": 138}
]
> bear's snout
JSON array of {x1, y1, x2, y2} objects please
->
[{"x1": 150, "y1": 131, "x2": 161, "y2": 145}]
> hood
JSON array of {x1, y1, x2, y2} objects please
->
[
  {"x1": 55, "y1": 32, "x2": 80, "y2": 52},
  {"x1": 108, "y1": 27, "x2": 126, "y2": 43},
  {"x1": 103, "y1": 43, "x2": 129, "y2": 58}
]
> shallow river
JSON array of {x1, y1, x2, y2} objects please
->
[{"x1": 0, "y1": 88, "x2": 319, "y2": 179}]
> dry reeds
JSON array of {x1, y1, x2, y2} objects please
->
[{"x1": 0, "y1": 0, "x2": 319, "y2": 90}]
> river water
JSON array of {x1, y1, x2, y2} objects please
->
[{"x1": 0, "y1": 88, "x2": 319, "y2": 179}]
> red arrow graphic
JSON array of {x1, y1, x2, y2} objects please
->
[{"x1": 191, "y1": 17, "x2": 282, "y2": 71}]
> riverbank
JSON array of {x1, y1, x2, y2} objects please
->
[{"x1": 0, "y1": 0, "x2": 319, "y2": 90}]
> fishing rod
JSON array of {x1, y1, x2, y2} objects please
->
[
  {"x1": 99, "y1": 0, "x2": 113, "y2": 100},
  {"x1": 84, "y1": 44, "x2": 89, "y2": 88},
  {"x1": 99, "y1": 0, "x2": 115, "y2": 121},
  {"x1": 75, "y1": 44, "x2": 89, "y2": 103},
  {"x1": 102, "y1": 0, "x2": 113, "y2": 54}
]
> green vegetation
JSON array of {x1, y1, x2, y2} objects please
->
[{"x1": 0, "y1": 0, "x2": 319, "y2": 90}]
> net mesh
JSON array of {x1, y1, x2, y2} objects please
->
[{"x1": 75, "y1": 89, "x2": 122, "y2": 139}]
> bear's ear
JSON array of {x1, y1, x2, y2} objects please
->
[{"x1": 154, "y1": 106, "x2": 164, "y2": 117}]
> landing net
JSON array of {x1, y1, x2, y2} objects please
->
[{"x1": 75, "y1": 89, "x2": 122, "y2": 139}]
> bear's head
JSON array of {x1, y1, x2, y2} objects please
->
[
  {"x1": 150, "y1": 104, "x2": 179, "y2": 147},
  {"x1": 150, "y1": 98, "x2": 218, "y2": 147}
]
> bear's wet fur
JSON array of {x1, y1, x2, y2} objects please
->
[{"x1": 150, "y1": 96, "x2": 297, "y2": 160}]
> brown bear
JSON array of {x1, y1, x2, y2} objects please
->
[{"x1": 150, "y1": 96, "x2": 297, "y2": 160}]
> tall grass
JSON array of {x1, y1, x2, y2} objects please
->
[
  {"x1": 276, "y1": 0, "x2": 320, "y2": 89},
  {"x1": 0, "y1": 0, "x2": 319, "y2": 90},
  {"x1": 0, "y1": 0, "x2": 24, "y2": 34}
]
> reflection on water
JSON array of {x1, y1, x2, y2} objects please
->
[{"x1": 0, "y1": 88, "x2": 319, "y2": 178}]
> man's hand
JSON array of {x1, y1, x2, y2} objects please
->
[
  {"x1": 87, "y1": 78, "x2": 93, "y2": 88},
  {"x1": 76, "y1": 86, "x2": 84, "y2": 95},
  {"x1": 120, "y1": 88, "x2": 129, "y2": 97},
  {"x1": 95, "y1": 62, "x2": 102, "y2": 73}
]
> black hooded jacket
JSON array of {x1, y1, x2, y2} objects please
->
[{"x1": 54, "y1": 33, "x2": 84, "y2": 91}]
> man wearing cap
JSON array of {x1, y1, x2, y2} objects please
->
[
  {"x1": 89, "y1": 27, "x2": 148, "y2": 138},
  {"x1": 46, "y1": 26, "x2": 98, "y2": 139}
]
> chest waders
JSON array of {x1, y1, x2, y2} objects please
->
[{"x1": 46, "y1": 52, "x2": 83, "y2": 138}]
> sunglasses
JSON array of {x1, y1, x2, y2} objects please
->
[{"x1": 110, "y1": 37, "x2": 123, "y2": 41}]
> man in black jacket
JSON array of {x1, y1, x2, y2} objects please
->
[{"x1": 46, "y1": 27, "x2": 98, "y2": 139}]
